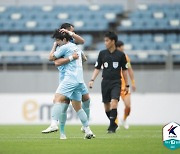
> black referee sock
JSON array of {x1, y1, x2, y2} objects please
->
[
  {"x1": 105, "y1": 111, "x2": 111, "y2": 120},
  {"x1": 110, "y1": 109, "x2": 117, "y2": 126}
]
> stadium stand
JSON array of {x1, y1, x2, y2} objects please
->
[
  {"x1": 0, "y1": 5, "x2": 123, "y2": 31},
  {"x1": 0, "y1": 3, "x2": 179, "y2": 66},
  {"x1": 118, "y1": 4, "x2": 180, "y2": 31}
]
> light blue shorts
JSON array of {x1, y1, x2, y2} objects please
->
[
  {"x1": 81, "y1": 83, "x2": 89, "y2": 96},
  {"x1": 56, "y1": 81, "x2": 85, "y2": 101}
]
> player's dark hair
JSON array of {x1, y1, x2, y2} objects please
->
[
  {"x1": 116, "y1": 40, "x2": 124, "y2": 47},
  {"x1": 52, "y1": 29, "x2": 71, "y2": 41},
  {"x1": 105, "y1": 31, "x2": 118, "y2": 43},
  {"x1": 60, "y1": 23, "x2": 74, "y2": 30}
]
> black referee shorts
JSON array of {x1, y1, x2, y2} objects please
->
[{"x1": 101, "y1": 79, "x2": 121, "y2": 103}]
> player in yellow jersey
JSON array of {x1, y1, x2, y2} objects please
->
[{"x1": 116, "y1": 41, "x2": 136, "y2": 129}]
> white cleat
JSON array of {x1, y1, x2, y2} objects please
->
[
  {"x1": 92, "y1": 134, "x2": 96, "y2": 138},
  {"x1": 60, "y1": 134, "x2": 67, "y2": 140},
  {"x1": 81, "y1": 126, "x2": 96, "y2": 138},
  {"x1": 84, "y1": 126, "x2": 95, "y2": 139},
  {"x1": 41, "y1": 125, "x2": 58, "y2": 133},
  {"x1": 81, "y1": 126, "x2": 85, "y2": 133},
  {"x1": 122, "y1": 120, "x2": 129, "y2": 129}
]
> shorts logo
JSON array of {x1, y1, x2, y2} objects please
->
[
  {"x1": 113, "y1": 62, "x2": 118, "y2": 69},
  {"x1": 104, "y1": 62, "x2": 108, "y2": 68},
  {"x1": 163, "y1": 122, "x2": 180, "y2": 150}
]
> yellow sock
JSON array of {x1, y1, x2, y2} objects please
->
[
  {"x1": 123, "y1": 114, "x2": 128, "y2": 121},
  {"x1": 115, "y1": 116, "x2": 118, "y2": 125}
]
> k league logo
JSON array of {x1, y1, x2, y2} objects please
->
[
  {"x1": 168, "y1": 125, "x2": 177, "y2": 136},
  {"x1": 163, "y1": 122, "x2": 180, "y2": 150}
]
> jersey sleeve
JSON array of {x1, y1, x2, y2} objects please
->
[
  {"x1": 53, "y1": 46, "x2": 66, "y2": 59},
  {"x1": 121, "y1": 52, "x2": 128, "y2": 70},
  {"x1": 95, "y1": 51, "x2": 103, "y2": 69}
]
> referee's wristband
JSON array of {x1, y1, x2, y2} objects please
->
[
  {"x1": 126, "y1": 85, "x2": 130, "y2": 88},
  {"x1": 68, "y1": 55, "x2": 74, "y2": 61},
  {"x1": 90, "y1": 79, "x2": 94, "y2": 82}
]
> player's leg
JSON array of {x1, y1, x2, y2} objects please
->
[
  {"x1": 81, "y1": 82, "x2": 90, "y2": 121},
  {"x1": 82, "y1": 93, "x2": 90, "y2": 121},
  {"x1": 57, "y1": 81, "x2": 78, "y2": 139},
  {"x1": 81, "y1": 84, "x2": 96, "y2": 137},
  {"x1": 81, "y1": 93, "x2": 90, "y2": 132},
  {"x1": 107, "y1": 81, "x2": 120, "y2": 133},
  {"x1": 42, "y1": 93, "x2": 62, "y2": 133},
  {"x1": 71, "y1": 100, "x2": 88, "y2": 127},
  {"x1": 104, "y1": 102, "x2": 113, "y2": 132},
  {"x1": 101, "y1": 80, "x2": 112, "y2": 120},
  {"x1": 107, "y1": 99, "x2": 119, "y2": 133},
  {"x1": 122, "y1": 93, "x2": 131, "y2": 129},
  {"x1": 102, "y1": 80, "x2": 118, "y2": 133},
  {"x1": 104, "y1": 103, "x2": 111, "y2": 120},
  {"x1": 71, "y1": 86, "x2": 94, "y2": 139},
  {"x1": 102, "y1": 94, "x2": 113, "y2": 132},
  {"x1": 52, "y1": 96, "x2": 69, "y2": 125},
  {"x1": 58, "y1": 94, "x2": 70, "y2": 139},
  {"x1": 71, "y1": 99, "x2": 94, "y2": 139}
]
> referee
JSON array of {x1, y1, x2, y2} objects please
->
[{"x1": 89, "y1": 31, "x2": 129, "y2": 133}]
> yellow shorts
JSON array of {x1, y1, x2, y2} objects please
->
[{"x1": 120, "y1": 88, "x2": 131, "y2": 99}]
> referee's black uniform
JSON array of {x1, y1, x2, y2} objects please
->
[{"x1": 95, "y1": 49, "x2": 128, "y2": 103}]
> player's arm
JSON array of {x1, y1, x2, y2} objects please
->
[
  {"x1": 121, "y1": 53, "x2": 129, "y2": 94},
  {"x1": 89, "y1": 69, "x2": 100, "y2": 88},
  {"x1": 88, "y1": 52, "x2": 102, "y2": 88},
  {"x1": 122, "y1": 69, "x2": 128, "y2": 89},
  {"x1": 81, "y1": 51, "x2": 87, "y2": 62},
  {"x1": 72, "y1": 32, "x2": 85, "y2": 44},
  {"x1": 60, "y1": 28, "x2": 85, "y2": 44},
  {"x1": 49, "y1": 42, "x2": 57, "y2": 61},
  {"x1": 49, "y1": 44, "x2": 67, "y2": 61},
  {"x1": 54, "y1": 52, "x2": 79, "y2": 66},
  {"x1": 127, "y1": 62, "x2": 136, "y2": 91}
]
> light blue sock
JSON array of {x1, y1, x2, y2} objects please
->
[
  {"x1": 51, "y1": 103, "x2": 61, "y2": 122},
  {"x1": 82, "y1": 99, "x2": 90, "y2": 121},
  {"x1": 59, "y1": 103, "x2": 69, "y2": 135},
  {"x1": 77, "y1": 109, "x2": 88, "y2": 127}
]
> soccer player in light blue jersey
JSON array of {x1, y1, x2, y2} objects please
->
[
  {"x1": 42, "y1": 23, "x2": 91, "y2": 136},
  {"x1": 45, "y1": 30, "x2": 94, "y2": 139}
]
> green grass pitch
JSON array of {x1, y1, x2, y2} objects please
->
[{"x1": 0, "y1": 125, "x2": 179, "y2": 154}]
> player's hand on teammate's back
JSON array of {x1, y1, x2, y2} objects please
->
[
  {"x1": 72, "y1": 52, "x2": 79, "y2": 60},
  {"x1": 88, "y1": 81, "x2": 94, "y2": 89}
]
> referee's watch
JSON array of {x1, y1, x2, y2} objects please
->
[
  {"x1": 126, "y1": 85, "x2": 130, "y2": 88},
  {"x1": 90, "y1": 79, "x2": 94, "y2": 82}
]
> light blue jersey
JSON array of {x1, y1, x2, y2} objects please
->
[
  {"x1": 55, "y1": 46, "x2": 65, "y2": 82},
  {"x1": 54, "y1": 42, "x2": 84, "y2": 84},
  {"x1": 56, "y1": 39, "x2": 86, "y2": 83},
  {"x1": 54, "y1": 42, "x2": 86, "y2": 101},
  {"x1": 57, "y1": 39, "x2": 74, "y2": 82}
]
